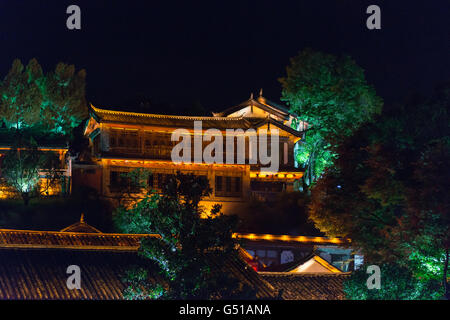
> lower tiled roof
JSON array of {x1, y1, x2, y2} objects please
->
[
  {"x1": 0, "y1": 228, "x2": 157, "y2": 251},
  {"x1": 0, "y1": 227, "x2": 350, "y2": 300},
  {"x1": 0, "y1": 249, "x2": 147, "y2": 300},
  {"x1": 258, "y1": 272, "x2": 350, "y2": 300},
  {"x1": 0, "y1": 248, "x2": 276, "y2": 300},
  {"x1": 210, "y1": 251, "x2": 277, "y2": 299},
  {"x1": 0, "y1": 227, "x2": 277, "y2": 300}
]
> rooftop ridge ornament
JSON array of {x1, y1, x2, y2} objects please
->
[
  {"x1": 59, "y1": 213, "x2": 103, "y2": 233},
  {"x1": 258, "y1": 88, "x2": 266, "y2": 103}
]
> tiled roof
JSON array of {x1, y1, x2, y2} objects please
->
[
  {"x1": 258, "y1": 272, "x2": 350, "y2": 300},
  {"x1": 0, "y1": 225, "x2": 352, "y2": 300},
  {"x1": 91, "y1": 105, "x2": 251, "y2": 129},
  {"x1": 214, "y1": 96, "x2": 294, "y2": 119},
  {"x1": 0, "y1": 248, "x2": 278, "y2": 300},
  {"x1": 0, "y1": 228, "x2": 277, "y2": 300},
  {"x1": 0, "y1": 249, "x2": 148, "y2": 300},
  {"x1": 251, "y1": 117, "x2": 304, "y2": 138},
  {"x1": 0, "y1": 228, "x2": 158, "y2": 251},
  {"x1": 90, "y1": 104, "x2": 303, "y2": 137},
  {"x1": 207, "y1": 251, "x2": 277, "y2": 299}
]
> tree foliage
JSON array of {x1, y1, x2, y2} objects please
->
[
  {"x1": 114, "y1": 171, "x2": 256, "y2": 299},
  {"x1": 0, "y1": 58, "x2": 87, "y2": 135},
  {"x1": 279, "y1": 48, "x2": 383, "y2": 186},
  {"x1": 41, "y1": 63, "x2": 87, "y2": 134},
  {"x1": 0, "y1": 59, "x2": 43, "y2": 129},
  {"x1": 344, "y1": 263, "x2": 442, "y2": 300},
  {"x1": 309, "y1": 84, "x2": 450, "y2": 299}
]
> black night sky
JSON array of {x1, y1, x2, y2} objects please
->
[{"x1": 0, "y1": 0, "x2": 448, "y2": 113}]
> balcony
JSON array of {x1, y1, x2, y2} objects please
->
[{"x1": 105, "y1": 147, "x2": 173, "y2": 160}]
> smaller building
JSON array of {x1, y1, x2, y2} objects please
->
[{"x1": 234, "y1": 232, "x2": 353, "y2": 271}]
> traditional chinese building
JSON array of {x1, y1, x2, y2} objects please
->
[
  {"x1": 79, "y1": 92, "x2": 306, "y2": 215},
  {"x1": 234, "y1": 232, "x2": 354, "y2": 271}
]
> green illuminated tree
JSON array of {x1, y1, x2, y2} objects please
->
[
  {"x1": 114, "y1": 171, "x2": 256, "y2": 299},
  {"x1": 41, "y1": 62, "x2": 88, "y2": 135},
  {"x1": 344, "y1": 263, "x2": 442, "y2": 300},
  {"x1": 0, "y1": 59, "x2": 43, "y2": 129},
  {"x1": 0, "y1": 136, "x2": 64, "y2": 205},
  {"x1": 279, "y1": 48, "x2": 383, "y2": 187},
  {"x1": 0, "y1": 58, "x2": 87, "y2": 136},
  {"x1": 308, "y1": 85, "x2": 450, "y2": 299}
]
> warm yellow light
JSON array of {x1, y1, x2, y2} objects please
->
[{"x1": 232, "y1": 232, "x2": 348, "y2": 245}]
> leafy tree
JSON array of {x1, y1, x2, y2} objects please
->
[
  {"x1": 41, "y1": 62, "x2": 88, "y2": 135},
  {"x1": 279, "y1": 48, "x2": 383, "y2": 187},
  {"x1": 404, "y1": 137, "x2": 450, "y2": 298},
  {"x1": 308, "y1": 85, "x2": 450, "y2": 299},
  {"x1": 107, "y1": 168, "x2": 152, "y2": 207},
  {"x1": 0, "y1": 136, "x2": 64, "y2": 205},
  {"x1": 0, "y1": 59, "x2": 43, "y2": 129},
  {"x1": 121, "y1": 266, "x2": 166, "y2": 300},
  {"x1": 0, "y1": 58, "x2": 87, "y2": 136},
  {"x1": 114, "y1": 171, "x2": 256, "y2": 299},
  {"x1": 344, "y1": 263, "x2": 442, "y2": 300}
]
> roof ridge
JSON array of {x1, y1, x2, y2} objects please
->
[
  {"x1": 232, "y1": 232, "x2": 348, "y2": 245},
  {"x1": 258, "y1": 272, "x2": 351, "y2": 276},
  {"x1": 313, "y1": 255, "x2": 343, "y2": 273},
  {"x1": 91, "y1": 104, "x2": 246, "y2": 121},
  {"x1": 0, "y1": 228, "x2": 159, "y2": 238}
]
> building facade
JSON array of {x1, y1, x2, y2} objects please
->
[{"x1": 80, "y1": 93, "x2": 306, "y2": 215}]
